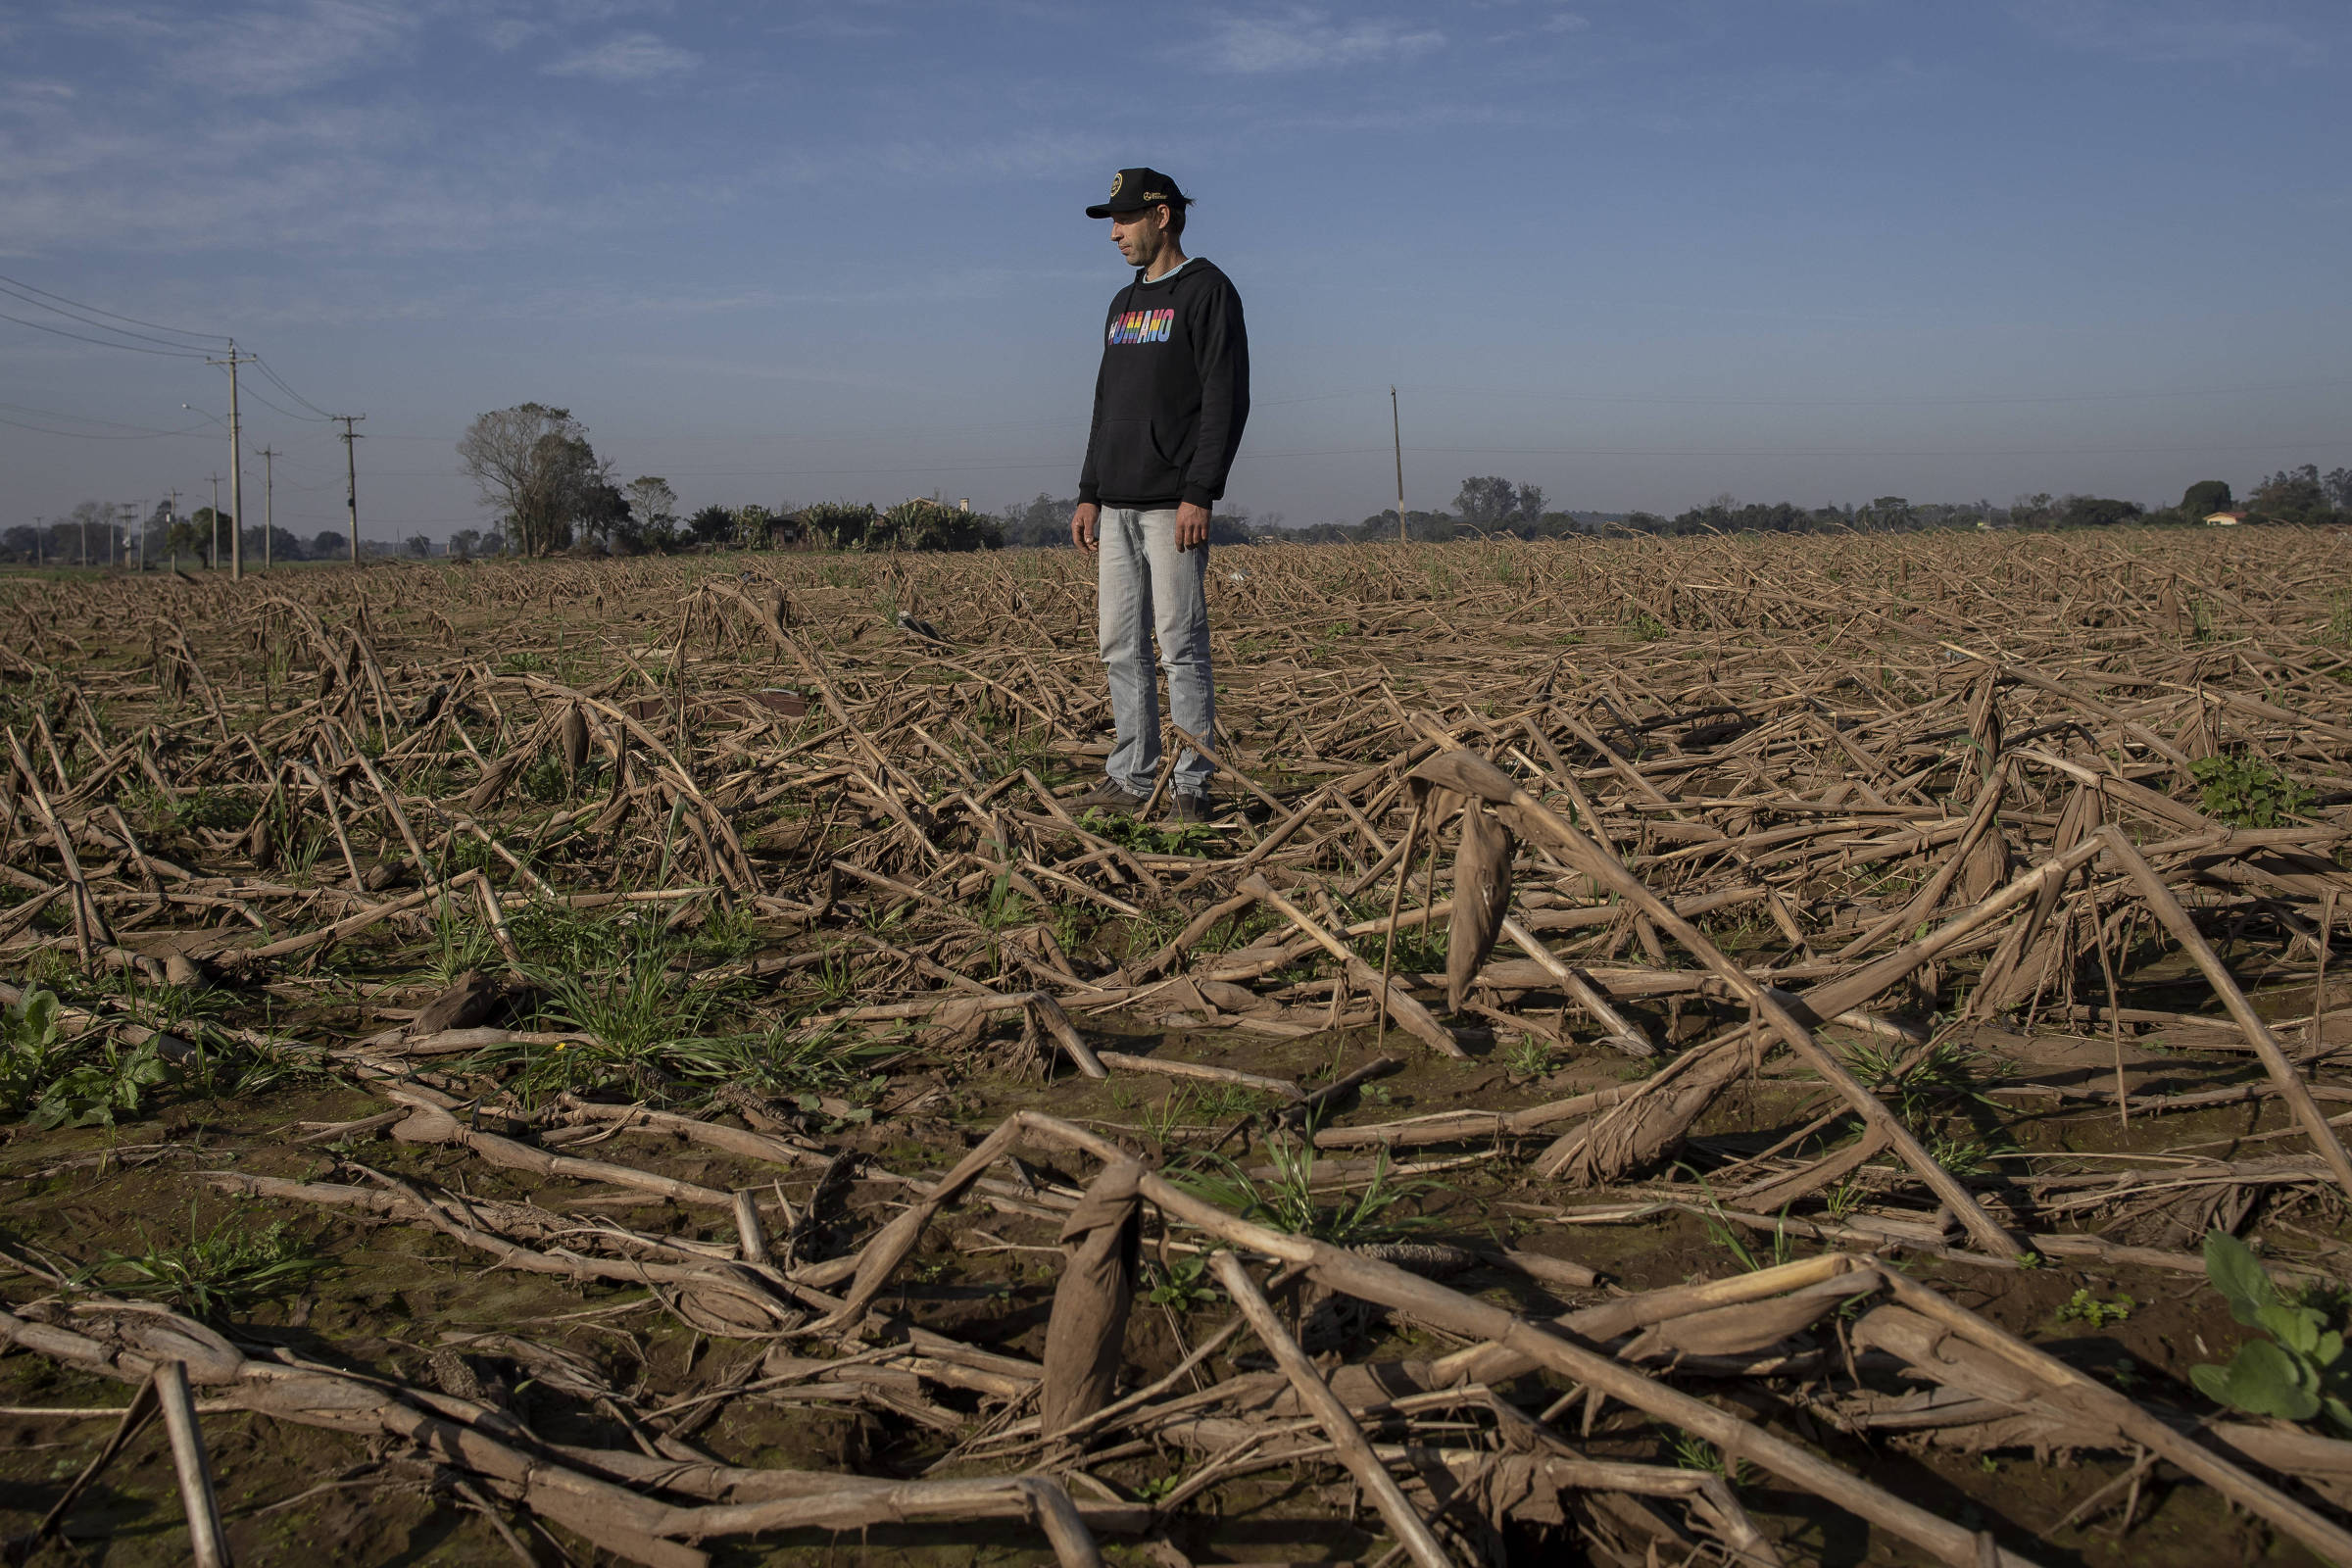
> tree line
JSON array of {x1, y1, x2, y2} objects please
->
[
  {"x1": 456, "y1": 404, "x2": 1003, "y2": 558},
  {"x1": 0, "y1": 500, "x2": 384, "y2": 569}
]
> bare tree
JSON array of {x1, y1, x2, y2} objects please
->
[
  {"x1": 456, "y1": 404, "x2": 612, "y2": 557},
  {"x1": 623, "y1": 476, "x2": 679, "y2": 551}
]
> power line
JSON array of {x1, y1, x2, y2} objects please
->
[
  {"x1": 1418, "y1": 375, "x2": 2352, "y2": 410},
  {"x1": 251, "y1": 355, "x2": 335, "y2": 419},
  {"x1": 0, "y1": 410, "x2": 214, "y2": 441},
  {"x1": 0, "y1": 279, "x2": 224, "y2": 356},
  {"x1": 0, "y1": 308, "x2": 212, "y2": 359},
  {"x1": 230, "y1": 377, "x2": 332, "y2": 426},
  {"x1": 0, "y1": 270, "x2": 230, "y2": 343}
]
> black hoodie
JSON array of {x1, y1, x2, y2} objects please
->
[{"x1": 1076, "y1": 259, "x2": 1250, "y2": 511}]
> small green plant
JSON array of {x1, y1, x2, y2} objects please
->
[
  {"x1": 2328, "y1": 592, "x2": 2352, "y2": 649},
  {"x1": 2190, "y1": 1231, "x2": 2350, "y2": 1433},
  {"x1": 1500, "y1": 1035, "x2": 1556, "y2": 1077},
  {"x1": 2055, "y1": 1288, "x2": 2134, "y2": 1329},
  {"x1": 1076, "y1": 808, "x2": 1219, "y2": 858},
  {"x1": 1621, "y1": 607, "x2": 1668, "y2": 642},
  {"x1": 2190, "y1": 754, "x2": 2313, "y2": 829},
  {"x1": 0, "y1": 989, "x2": 169, "y2": 1128},
  {"x1": 82, "y1": 1212, "x2": 327, "y2": 1321},
  {"x1": 970, "y1": 868, "x2": 1028, "y2": 933},
  {"x1": 1666, "y1": 1431, "x2": 1743, "y2": 1485},
  {"x1": 1145, "y1": 1252, "x2": 1220, "y2": 1312},
  {"x1": 1133, "y1": 1471, "x2": 1186, "y2": 1506},
  {"x1": 1182, "y1": 1140, "x2": 1429, "y2": 1250},
  {"x1": 1138, "y1": 1086, "x2": 1197, "y2": 1147},
  {"x1": 0, "y1": 986, "x2": 68, "y2": 1119}
]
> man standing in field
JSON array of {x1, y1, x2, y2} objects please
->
[{"x1": 1069, "y1": 168, "x2": 1250, "y2": 823}]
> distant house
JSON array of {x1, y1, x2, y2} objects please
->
[{"x1": 2205, "y1": 511, "x2": 2247, "y2": 526}]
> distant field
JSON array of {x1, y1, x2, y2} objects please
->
[{"x1": 1, "y1": 528, "x2": 2348, "y2": 1566}]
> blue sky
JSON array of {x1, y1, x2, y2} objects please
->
[{"x1": 4, "y1": 0, "x2": 2348, "y2": 542}]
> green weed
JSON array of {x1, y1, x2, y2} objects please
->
[
  {"x1": 1501, "y1": 1035, "x2": 1557, "y2": 1077},
  {"x1": 1666, "y1": 1431, "x2": 1744, "y2": 1486},
  {"x1": 2055, "y1": 1288, "x2": 2134, "y2": 1329},
  {"x1": 2190, "y1": 754, "x2": 2313, "y2": 829},
  {"x1": 2190, "y1": 1230, "x2": 2350, "y2": 1434},
  {"x1": 1622, "y1": 607, "x2": 1669, "y2": 642},
  {"x1": 80, "y1": 1212, "x2": 327, "y2": 1322},
  {"x1": 1077, "y1": 809, "x2": 1220, "y2": 858},
  {"x1": 1181, "y1": 1140, "x2": 1429, "y2": 1249},
  {"x1": 0, "y1": 988, "x2": 169, "y2": 1129},
  {"x1": 1145, "y1": 1252, "x2": 1221, "y2": 1313}
]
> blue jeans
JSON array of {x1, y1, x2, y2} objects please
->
[{"x1": 1097, "y1": 506, "x2": 1215, "y2": 799}]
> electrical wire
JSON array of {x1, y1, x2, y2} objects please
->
[
  {"x1": 0, "y1": 308, "x2": 213, "y2": 358},
  {"x1": 0, "y1": 400, "x2": 211, "y2": 436},
  {"x1": 251, "y1": 354, "x2": 336, "y2": 419},
  {"x1": 1416, "y1": 376, "x2": 2352, "y2": 410},
  {"x1": 230, "y1": 379, "x2": 333, "y2": 426},
  {"x1": 0, "y1": 413, "x2": 215, "y2": 441},
  {"x1": 0, "y1": 271, "x2": 229, "y2": 345}
]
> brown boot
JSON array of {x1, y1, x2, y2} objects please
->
[{"x1": 1071, "y1": 778, "x2": 1148, "y2": 815}]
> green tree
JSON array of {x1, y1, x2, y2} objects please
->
[
  {"x1": 2059, "y1": 495, "x2": 2142, "y2": 528},
  {"x1": 1453, "y1": 475, "x2": 1545, "y2": 535},
  {"x1": 189, "y1": 507, "x2": 232, "y2": 566},
  {"x1": 2181, "y1": 479, "x2": 2234, "y2": 516},
  {"x1": 686, "y1": 505, "x2": 735, "y2": 545},
  {"x1": 2251, "y1": 464, "x2": 2329, "y2": 523}
]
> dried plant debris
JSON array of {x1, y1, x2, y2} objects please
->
[{"x1": 0, "y1": 529, "x2": 2348, "y2": 1565}]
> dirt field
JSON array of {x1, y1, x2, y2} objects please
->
[{"x1": 0, "y1": 527, "x2": 2347, "y2": 1568}]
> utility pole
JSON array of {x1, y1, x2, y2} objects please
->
[
  {"x1": 162, "y1": 488, "x2": 178, "y2": 573},
  {"x1": 79, "y1": 506, "x2": 88, "y2": 568},
  {"x1": 207, "y1": 341, "x2": 253, "y2": 580},
  {"x1": 257, "y1": 447, "x2": 276, "y2": 572},
  {"x1": 1391, "y1": 385, "x2": 1407, "y2": 546},
  {"x1": 335, "y1": 415, "x2": 366, "y2": 564},
  {"x1": 31, "y1": 517, "x2": 40, "y2": 568},
  {"x1": 208, "y1": 473, "x2": 222, "y2": 569}
]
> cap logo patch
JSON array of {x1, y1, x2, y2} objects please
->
[
  {"x1": 1107, "y1": 172, "x2": 1124, "y2": 199},
  {"x1": 1142, "y1": 190, "x2": 1166, "y2": 202}
]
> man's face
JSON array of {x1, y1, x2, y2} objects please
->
[{"x1": 1108, "y1": 206, "x2": 1169, "y2": 265}]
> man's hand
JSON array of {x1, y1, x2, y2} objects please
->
[
  {"x1": 1070, "y1": 502, "x2": 1100, "y2": 553},
  {"x1": 1175, "y1": 501, "x2": 1211, "y2": 552}
]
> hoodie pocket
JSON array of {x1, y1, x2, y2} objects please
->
[{"x1": 1101, "y1": 417, "x2": 1186, "y2": 499}]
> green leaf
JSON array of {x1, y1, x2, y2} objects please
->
[
  {"x1": 2207, "y1": 1339, "x2": 2322, "y2": 1422},
  {"x1": 2203, "y1": 1230, "x2": 2278, "y2": 1326},
  {"x1": 2256, "y1": 1300, "x2": 2326, "y2": 1356}
]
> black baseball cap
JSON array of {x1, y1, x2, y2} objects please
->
[{"x1": 1086, "y1": 168, "x2": 1189, "y2": 219}]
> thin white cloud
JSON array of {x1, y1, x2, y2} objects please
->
[
  {"x1": 2017, "y1": 0, "x2": 2328, "y2": 66},
  {"x1": 1202, "y1": 10, "x2": 1445, "y2": 74},
  {"x1": 544, "y1": 30, "x2": 698, "y2": 82},
  {"x1": 72, "y1": 0, "x2": 420, "y2": 96}
]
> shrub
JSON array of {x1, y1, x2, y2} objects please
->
[{"x1": 2190, "y1": 754, "x2": 2313, "y2": 828}]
